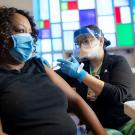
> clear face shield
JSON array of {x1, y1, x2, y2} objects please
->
[{"x1": 73, "y1": 27, "x2": 102, "y2": 61}]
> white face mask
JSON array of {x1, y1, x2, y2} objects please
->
[{"x1": 79, "y1": 39, "x2": 100, "y2": 60}]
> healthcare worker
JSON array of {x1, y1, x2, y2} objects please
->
[{"x1": 57, "y1": 25, "x2": 135, "y2": 135}]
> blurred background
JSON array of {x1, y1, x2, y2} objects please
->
[{"x1": 0, "y1": 0, "x2": 135, "y2": 95}]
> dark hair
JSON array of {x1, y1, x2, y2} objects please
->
[
  {"x1": 0, "y1": 6, "x2": 38, "y2": 46},
  {"x1": 85, "y1": 25, "x2": 111, "y2": 47}
]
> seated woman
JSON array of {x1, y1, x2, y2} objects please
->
[{"x1": 0, "y1": 6, "x2": 107, "y2": 135}]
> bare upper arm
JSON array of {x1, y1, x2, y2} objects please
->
[{"x1": 44, "y1": 65, "x2": 78, "y2": 102}]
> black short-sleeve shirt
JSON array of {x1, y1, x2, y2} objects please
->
[{"x1": 0, "y1": 57, "x2": 76, "y2": 135}]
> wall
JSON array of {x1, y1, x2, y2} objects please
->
[
  {"x1": 107, "y1": 48, "x2": 135, "y2": 68},
  {"x1": 107, "y1": 48, "x2": 135, "y2": 97},
  {"x1": 0, "y1": 0, "x2": 33, "y2": 15}
]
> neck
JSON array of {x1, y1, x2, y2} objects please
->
[
  {"x1": 0, "y1": 62, "x2": 25, "y2": 71},
  {"x1": 0, "y1": 53, "x2": 25, "y2": 70},
  {"x1": 90, "y1": 53, "x2": 104, "y2": 73}
]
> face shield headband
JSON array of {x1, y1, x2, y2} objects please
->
[{"x1": 74, "y1": 27, "x2": 102, "y2": 45}]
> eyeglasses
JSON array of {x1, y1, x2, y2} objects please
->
[{"x1": 75, "y1": 37, "x2": 99, "y2": 48}]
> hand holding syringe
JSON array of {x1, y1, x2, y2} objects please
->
[
  {"x1": 53, "y1": 57, "x2": 87, "y2": 70},
  {"x1": 57, "y1": 56, "x2": 88, "y2": 82}
]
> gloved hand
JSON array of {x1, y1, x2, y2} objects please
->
[{"x1": 57, "y1": 56, "x2": 87, "y2": 82}]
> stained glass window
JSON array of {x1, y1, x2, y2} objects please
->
[
  {"x1": 33, "y1": 0, "x2": 135, "y2": 64},
  {"x1": 133, "y1": 0, "x2": 135, "y2": 22}
]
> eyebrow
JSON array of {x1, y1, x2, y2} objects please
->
[
  {"x1": 13, "y1": 24, "x2": 26, "y2": 29},
  {"x1": 13, "y1": 23, "x2": 32, "y2": 32}
]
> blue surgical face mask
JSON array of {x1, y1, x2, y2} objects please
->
[{"x1": 9, "y1": 33, "x2": 34, "y2": 63}]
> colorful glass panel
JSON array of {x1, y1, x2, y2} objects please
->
[
  {"x1": 63, "y1": 31, "x2": 74, "y2": 50},
  {"x1": 50, "y1": 0, "x2": 61, "y2": 23},
  {"x1": 61, "y1": 2, "x2": 68, "y2": 10},
  {"x1": 39, "y1": 20, "x2": 44, "y2": 28},
  {"x1": 78, "y1": 0, "x2": 95, "y2": 10},
  {"x1": 51, "y1": 24, "x2": 62, "y2": 38},
  {"x1": 62, "y1": 10, "x2": 79, "y2": 22},
  {"x1": 39, "y1": 0, "x2": 49, "y2": 20},
  {"x1": 38, "y1": 29, "x2": 51, "y2": 39},
  {"x1": 98, "y1": 16, "x2": 115, "y2": 33},
  {"x1": 41, "y1": 39, "x2": 52, "y2": 52},
  {"x1": 114, "y1": 0, "x2": 129, "y2": 7},
  {"x1": 120, "y1": 7, "x2": 131, "y2": 23},
  {"x1": 52, "y1": 39, "x2": 63, "y2": 51},
  {"x1": 62, "y1": 22, "x2": 80, "y2": 30},
  {"x1": 68, "y1": 1, "x2": 78, "y2": 10},
  {"x1": 114, "y1": 7, "x2": 121, "y2": 24},
  {"x1": 116, "y1": 24, "x2": 134, "y2": 47},
  {"x1": 104, "y1": 33, "x2": 116, "y2": 47},
  {"x1": 96, "y1": 0, "x2": 113, "y2": 15},
  {"x1": 44, "y1": 20, "x2": 50, "y2": 28},
  {"x1": 79, "y1": 9, "x2": 96, "y2": 27}
]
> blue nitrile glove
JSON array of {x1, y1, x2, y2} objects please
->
[{"x1": 57, "y1": 56, "x2": 87, "y2": 82}]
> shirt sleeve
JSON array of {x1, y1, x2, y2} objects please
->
[
  {"x1": 56, "y1": 69, "x2": 76, "y2": 88},
  {"x1": 40, "y1": 57, "x2": 51, "y2": 68},
  {"x1": 98, "y1": 55, "x2": 133, "y2": 104}
]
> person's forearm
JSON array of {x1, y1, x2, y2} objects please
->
[
  {"x1": 0, "y1": 120, "x2": 7, "y2": 135},
  {"x1": 83, "y1": 74, "x2": 104, "y2": 96},
  {"x1": 73, "y1": 95, "x2": 107, "y2": 135}
]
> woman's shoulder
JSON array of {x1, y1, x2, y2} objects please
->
[
  {"x1": 107, "y1": 53, "x2": 127, "y2": 64},
  {"x1": 31, "y1": 56, "x2": 50, "y2": 67},
  {"x1": 102, "y1": 53, "x2": 130, "y2": 72},
  {"x1": 106, "y1": 53, "x2": 131, "y2": 73}
]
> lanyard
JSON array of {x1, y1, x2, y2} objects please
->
[{"x1": 90, "y1": 65, "x2": 101, "y2": 79}]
